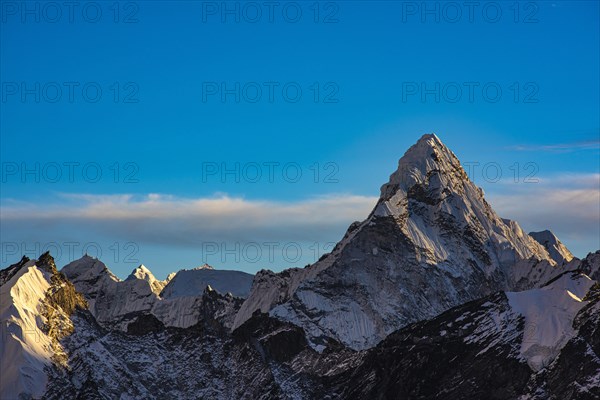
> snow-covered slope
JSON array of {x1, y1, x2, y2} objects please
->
[
  {"x1": 329, "y1": 271, "x2": 600, "y2": 399},
  {"x1": 236, "y1": 134, "x2": 569, "y2": 349},
  {"x1": 508, "y1": 272, "x2": 596, "y2": 370},
  {"x1": 528, "y1": 280, "x2": 600, "y2": 399},
  {"x1": 0, "y1": 259, "x2": 52, "y2": 399}
]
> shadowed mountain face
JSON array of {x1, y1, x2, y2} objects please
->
[
  {"x1": 236, "y1": 134, "x2": 570, "y2": 350},
  {"x1": 1, "y1": 134, "x2": 598, "y2": 399}
]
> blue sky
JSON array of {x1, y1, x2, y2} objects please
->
[{"x1": 1, "y1": 1, "x2": 599, "y2": 279}]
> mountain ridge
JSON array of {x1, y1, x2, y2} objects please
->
[{"x1": 1, "y1": 133, "x2": 598, "y2": 399}]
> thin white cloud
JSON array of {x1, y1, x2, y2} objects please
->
[
  {"x1": 483, "y1": 173, "x2": 600, "y2": 188},
  {"x1": 2, "y1": 172, "x2": 598, "y2": 258},
  {"x1": 507, "y1": 140, "x2": 599, "y2": 153},
  {"x1": 485, "y1": 173, "x2": 600, "y2": 255},
  {"x1": 2, "y1": 193, "x2": 377, "y2": 222},
  {"x1": 1, "y1": 193, "x2": 378, "y2": 245}
]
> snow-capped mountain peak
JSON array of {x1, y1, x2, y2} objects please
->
[
  {"x1": 59, "y1": 255, "x2": 254, "y2": 331},
  {"x1": 378, "y1": 133, "x2": 466, "y2": 201},
  {"x1": 373, "y1": 133, "x2": 550, "y2": 269},
  {"x1": 125, "y1": 264, "x2": 170, "y2": 295},
  {"x1": 239, "y1": 133, "x2": 569, "y2": 349},
  {"x1": 530, "y1": 230, "x2": 574, "y2": 265},
  {"x1": 126, "y1": 264, "x2": 154, "y2": 281},
  {"x1": 62, "y1": 254, "x2": 119, "y2": 283},
  {"x1": 0, "y1": 259, "x2": 51, "y2": 399}
]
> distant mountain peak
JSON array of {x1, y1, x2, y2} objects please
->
[
  {"x1": 193, "y1": 263, "x2": 214, "y2": 270},
  {"x1": 126, "y1": 264, "x2": 156, "y2": 282},
  {"x1": 530, "y1": 230, "x2": 574, "y2": 265},
  {"x1": 62, "y1": 254, "x2": 119, "y2": 283}
]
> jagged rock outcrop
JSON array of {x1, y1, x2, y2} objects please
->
[{"x1": 581, "y1": 250, "x2": 600, "y2": 281}]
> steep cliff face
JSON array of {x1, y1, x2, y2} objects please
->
[
  {"x1": 236, "y1": 134, "x2": 566, "y2": 349},
  {"x1": 39, "y1": 253, "x2": 88, "y2": 367},
  {"x1": 581, "y1": 250, "x2": 600, "y2": 281}
]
